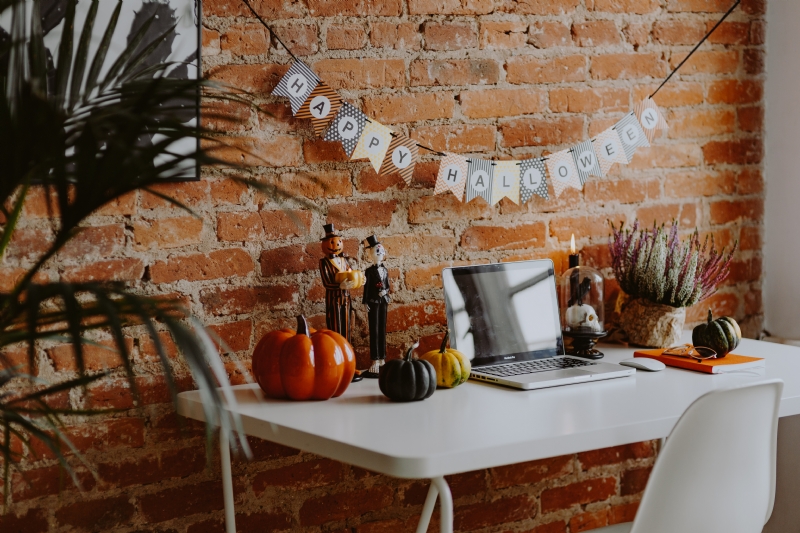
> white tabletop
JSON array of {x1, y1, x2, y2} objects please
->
[{"x1": 177, "y1": 335, "x2": 800, "y2": 479}]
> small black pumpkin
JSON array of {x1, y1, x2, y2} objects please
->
[
  {"x1": 692, "y1": 310, "x2": 742, "y2": 358},
  {"x1": 378, "y1": 341, "x2": 436, "y2": 402}
]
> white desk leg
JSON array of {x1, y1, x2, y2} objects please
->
[
  {"x1": 220, "y1": 430, "x2": 236, "y2": 533},
  {"x1": 432, "y1": 477, "x2": 453, "y2": 533},
  {"x1": 415, "y1": 482, "x2": 439, "y2": 533}
]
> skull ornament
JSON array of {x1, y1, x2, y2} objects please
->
[{"x1": 566, "y1": 303, "x2": 602, "y2": 332}]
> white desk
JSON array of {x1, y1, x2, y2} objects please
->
[{"x1": 177, "y1": 336, "x2": 800, "y2": 533}]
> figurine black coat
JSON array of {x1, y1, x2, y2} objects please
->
[{"x1": 363, "y1": 263, "x2": 390, "y2": 362}]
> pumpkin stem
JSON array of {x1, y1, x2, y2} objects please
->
[
  {"x1": 405, "y1": 340, "x2": 420, "y2": 361},
  {"x1": 296, "y1": 315, "x2": 310, "y2": 337},
  {"x1": 707, "y1": 309, "x2": 713, "y2": 324},
  {"x1": 439, "y1": 331, "x2": 450, "y2": 354}
]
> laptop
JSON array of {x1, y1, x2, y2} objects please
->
[{"x1": 442, "y1": 259, "x2": 634, "y2": 390}]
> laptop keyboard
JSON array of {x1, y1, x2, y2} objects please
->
[{"x1": 475, "y1": 358, "x2": 597, "y2": 378}]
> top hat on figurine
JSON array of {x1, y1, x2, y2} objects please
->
[
  {"x1": 363, "y1": 235, "x2": 381, "y2": 248},
  {"x1": 320, "y1": 223, "x2": 342, "y2": 241}
]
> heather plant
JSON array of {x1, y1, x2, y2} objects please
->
[{"x1": 609, "y1": 221, "x2": 737, "y2": 308}]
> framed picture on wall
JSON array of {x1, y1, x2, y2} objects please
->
[{"x1": 9, "y1": 0, "x2": 203, "y2": 181}]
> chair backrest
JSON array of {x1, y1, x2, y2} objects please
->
[{"x1": 630, "y1": 379, "x2": 783, "y2": 533}]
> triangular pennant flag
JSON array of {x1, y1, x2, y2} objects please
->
[
  {"x1": 519, "y1": 157, "x2": 549, "y2": 202},
  {"x1": 271, "y1": 60, "x2": 320, "y2": 114},
  {"x1": 614, "y1": 112, "x2": 650, "y2": 162},
  {"x1": 634, "y1": 98, "x2": 668, "y2": 143},
  {"x1": 351, "y1": 119, "x2": 393, "y2": 172},
  {"x1": 465, "y1": 159, "x2": 494, "y2": 204},
  {"x1": 571, "y1": 140, "x2": 604, "y2": 184},
  {"x1": 323, "y1": 102, "x2": 367, "y2": 158},
  {"x1": 546, "y1": 149, "x2": 582, "y2": 197},
  {"x1": 592, "y1": 128, "x2": 628, "y2": 175},
  {"x1": 380, "y1": 135, "x2": 418, "y2": 185},
  {"x1": 434, "y1": 152, "x2": 468, "y2": 201},
  {"x1": 491, "y1": 161, "x2": 520, "y2": 205},
  {"x1": 296, "y1": 83, "x2": 342, "y2": 136}
]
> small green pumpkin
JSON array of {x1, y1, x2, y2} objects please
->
[
  {"x1": 378, "y1": 341, "x2": 437, "y2": 402},
  {"x1": 692, "y1": 310, "x2": 742, "y2": 358}
]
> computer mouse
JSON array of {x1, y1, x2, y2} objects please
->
[{"x1": 619, "y1": 358, "x2": 666, "y2": 372}]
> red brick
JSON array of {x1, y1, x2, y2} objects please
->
[
  {"x1": 327, "y1": 23, "x2": 367, "y2": 50},
  {"x1": 7, "y1": 228, "x2": 53, "y2": 262},
  {"x1": 98, "y1": 446, "x2": 204, "y2": 488},
  {"x1": 308, "y1": 0, "x2": 402, "y2": 16},
  {"x1": 141, "y1": 181, "x2": 208, "y2": 209},
  {"x1": 570, "y1": 510, "x2": 608, "y2": 533},
  {"x1": 205, "y1": 135, "x2": 303, "y2": 167},
  {"x1": 687, "y1": 292, "x2": 739, "y2": 322},
  {"x1": 381, "y1": 234, "x2": 457, "y2": 258},
  {"x1": 188, "y1": 512, "x2": 293, "y2": 533},
  {"x1": 667, "y1": 0, "x2": 734, "y2": 11},
  {"x1": 739, "y1": 226, "x2": 761, "y2": 251},
  {"x1": 355, "y1": 517, "x2": 420, "y2": 533},
  {"x1": 637, "y1": 202, "x2": 697, "y2": 228},
  {"x1": 588, "y1": 0, "x2": 660, "y2": 12},
  {"x1": 270, "y1": 170, "x2": 352, "y2": 197},
  {"x1": 313, "y1": 58, "x2": 405, "y2": 89},
  {"x1": 220, "y1": 22, "x2": 269, "y2": 56},
  {"x1": 47, "y1": 339, "x2": 132, "y2": 372},
  {"x1": 410, "y1": 0, "x2": 494, "y2": 14},
  {"x1": 95, "y1": 191, "x2": 137, "y2": 215},
  {"x1": 202, "y1": 99, "x2": 252, "y2": 132},
  {"x1": 624, "y1": 22, "x2": 651, "y2": 46},
  {"x1": 248, "y1": 437, "x2": 301, "y2": 462},
  {"x1": 592, "y1": 53, "x2": 667, "y2": 80},
  {"x1": 703, "y1": 139, "x2": 763, "y2": 166},
  {"x1": 370, "y1": 22, "x2": 422, "y2": 50},
  {"x1": 529, "y1": 521, "x2": 569, "y2": 533},
  {"x1": 424, "y1": 22, "x2": 478, "y2": 51},
  {"x1": 329, "y1": 200, "x2": 397, "y2": 229},
  {"x1": 500, "y1": 116, "x2": 584, "y2": 148},
  {"x1": 150, "y1": 249, "x2": 254, "y2": 283},
  {"x1": 669, "y1": 50, "x2": 739, "y2": 74},
  {"x1": 260, "y1": 244, "x2": 317, "y2": 276},
  {"x1": 572, "y1": 21, "x2": 621, "y2": 46},
  {"x1": 708, "y1": 21, "x2": 750, "y2": 44},
  {"x1": 738, "y1": 168, "x2": 763, "y2": 195},
  {"x1": 454, "y1": 495, "x2": 536, "y2": 531},
  {"x1": 622, "y1": 466, "x2": 652, "y2": 495},
  {"x1": 499, "y1": 0, "x2": 580, "y2": 15},
  {"x1": 208, "y1": 320, "x2": 252, "y2": 352},
  {"x1": 627, "y1": 144, "x2": 703, "y2": 169},
  {"x1": 584, "y1": 179, "x2": 660, "y2": 204},
  {"x1": 481, "y1": 21, "x2": 527, "y2": 49},
  {"x1": 12, "y1": 465, "x2": 95, "y2": 500},
  {"x1": 61, "y1": 258, "x2": 144, "y2": 283},
  {"x1": 461, "y1": 88, "x2": 546, "y2": 118},
  {"x1": 738, "y1": 106, "x2": 763, "y2": 133},
  {"x1": 609, "y1": 501, "x2": 640, "y2": 524},
  {"x1": 411, "y1": 125, "x2": 496, "y2": 153},
  {"x1": 579, "y1": 442, "x2": 655, "y2": 469},
  {"x1": 363, "y1": 92, "x2": 455, "y2": 123},
  {"x1": 633, "y1": 82, "x2": 704, "y2": 107},
  {"x1": 60, "y1": 224, "x2": 125, "y2": 260},
  {"x1": 300, "y1": 486, "x2": 394, "y2": 526},
  {"x1": 408, "y1": 194, "x2": 494, "y2": 224},
  {"x1": 302, "y1": 139, "x2": 349, "y2": 163},
  {"x1": 355, "y1": 166, "x2": 408, "y2": 193},
  {"x1": 664, "y1": 170, "x2": 736, "y2": 198},
  {"x1": 207, "y1": 63, "x2": 288, "y2": 94},
  {"x1": 279, "y1": 23, "x2": 319, "y2": 56},
  {"x1": 387, "y1": 301, "x2": 446, "y2": 332},
  {"x1": 750, "y1": 20, "x2": 766, "y2": 45},
  {"x1": 134, "y1": 216, "x2": 203, "y2": 250},
  {"x1": 668, "y1": 108, "x2": 735, "y2": 138},
  {"x1": 745, "y1": 288, "x2": 762, "y2": 315},
  {"x1": 491, "y1": 454, "x2": 573, "y2": 488},
  {"x1": 550, "y1": 87, "x2": 629, "y2": 113},
  {"x1": 410, "y1": 59, "x2": 500, "y2": 87},
  {"x1": 541, "y1": 477, "x2": 617, "y2": 512},
  {"x1": 652, "y1": 20, "x2": 705, "y2": 44},
  {"x1": 551, "y1": 214, "x2": 627, "y2": 241},
  {"x1": 405, "y1": 261, "x2": 475, "y2": 291},
  {"x1": 710, "y1": 198, "x2": 764, "y2": 225},
  {"x1": 202, "y1": 285, "x2": 297, "y2": 316},
  {"x1": 141, "y1": 480, "x2": 224, "y2": 523},
  {"x1": 528, "y1": 21, "x2": 572, "y2": 48},
  {"x1": 507, "y1": 55, "x2": 587, "y2": 84},
  {"x1": 461, "y1": 223, "x2": 546, "y2": 251},
  {"x1": 253, "y1": 458, "x2": 346, "y2": 493},
  {"x1": 202, "y1": 27, "x2": 220, "y2": 56},
  {"x1": 0, "y1": 508, "x2": 48, "y2": 533},
  {"x1": 707, "y1": 80, "x2": 763, "y2": 105}
]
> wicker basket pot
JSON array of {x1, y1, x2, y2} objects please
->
[{"x1": 621, "y1": 298, "x2": 686, "y2": 348}]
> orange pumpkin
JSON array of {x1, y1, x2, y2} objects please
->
[{"x1": 252, "y1": 315, "x2": 356, "y2": 400}]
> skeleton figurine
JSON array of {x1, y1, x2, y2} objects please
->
[{"x1": 361, "y1": 235, "x2": 391, "y2": 378}]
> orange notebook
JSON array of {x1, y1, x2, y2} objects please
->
[{"x1": 634, "y1": 348, "x2": 765, "y2": 374}]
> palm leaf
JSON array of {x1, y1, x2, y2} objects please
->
[
  {"x1": 83, "y1": 0, "x2": 122, "y2": 102},
  {"x1": 68, "y1": 0, "x2": 99, "y2": 110},
  {"x1": 53, "y1": 0, "x2": 76, "y2": 107}
]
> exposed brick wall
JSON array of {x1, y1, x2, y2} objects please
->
[{"x1": 1, "y1": 0, "x2": 764, "y2": 530}]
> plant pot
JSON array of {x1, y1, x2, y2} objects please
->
[{"x1": 620, "y1": 298, "x2": 686, "y2": 348}]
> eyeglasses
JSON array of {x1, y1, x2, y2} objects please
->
[{"x1": 663, "y1": 344, "x2": 718, "y2": 361}]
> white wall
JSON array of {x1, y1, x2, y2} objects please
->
[{"x1": 764, "y1": 1, "x2": 800, "y2": 339}]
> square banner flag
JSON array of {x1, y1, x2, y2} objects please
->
[
  {"x1": 296, "y1": 83, "x2": 342, "y2": 136},
  {"x1": 435, "y1": 153, "x2": 468, "y2": 201},
  {"x1": 592, "y1": 128, "x2": 628, "y2": 175},
  {"x1": 465, "y1": 159, "x2": 493, "y2": 204},
  {"x1": 546, "y1": 149, "x2": 582, "y2": 197},
  {"x1": 323, "y1": 102, "x2": 367, "y2": 158},
  {"x1": 380, "y1": 135, "x2": 419, "y2": 185},
  {"x1": 352, "y1": 120, "x2": 393, "y2": 172},
  {"x1": 519, "y1": 158, "x2": 549, "y2": 202},
  {"x1": 272, "y1": 60, "x2": 320, "y2": 114},
  {"x1": 492, "y1": 160, "x2": 520, "y2": 205},
  {"x1": 571, "y1": 140, "x2": 603, "y2": 185},
  {"x1": 614, "y1": 112, "x2": 650, "y2": 163}
]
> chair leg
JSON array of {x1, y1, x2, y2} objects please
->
[
  {"x1": 415, "y1": 482, "x2": 439, "y2": 533},
  {"x1": 414, "y1": 477, "x2": 454, "y2": 533},
  {"x1": 220, "y1": 430, "x2": 236, "y2": 533}
]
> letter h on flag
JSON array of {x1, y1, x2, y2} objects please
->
[{"x1": 272, "y1": 60, "x2": 320, "y2": 115}]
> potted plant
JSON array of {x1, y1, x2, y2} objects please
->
[{"x1": 609, "y1": 221, "x2": 737, "y2": 347}]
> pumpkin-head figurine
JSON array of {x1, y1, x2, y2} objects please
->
[
  {"x1": 362, "y1": 235, "x2": 391, "y2": 378},
  {"x1": 318, "y1": 224, "x2": 363, "y2": 346}
]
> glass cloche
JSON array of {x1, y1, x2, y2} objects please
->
[{"x1": 560, "y1": 235, "x2": 607, "y2": 358}]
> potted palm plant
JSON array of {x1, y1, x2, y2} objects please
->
[
  {"x1": 609, "y1": 221, "x2": 737, "y2": 347},
  {"x1": 0, "y1": 0, "x2": 309, "y2": 500}
]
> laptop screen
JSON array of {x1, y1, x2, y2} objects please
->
[{"x1": 442, "y1": 260, "x2": 564, "y2": 366}]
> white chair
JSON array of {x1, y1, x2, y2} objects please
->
[{"x1": 593, "y1": 379, "x2": 783, "y2": 533}]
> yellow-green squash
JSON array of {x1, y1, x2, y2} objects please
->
[
  {"x1": 419, "y1": 332, "x2": 471, "y2": 388},
  {"x1": 692, "y1": 310, "x2": 742, "y2": 358}
]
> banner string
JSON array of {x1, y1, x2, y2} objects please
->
[{"x1": 650, "y1": 0, "x2": 741, "y2": 98}]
